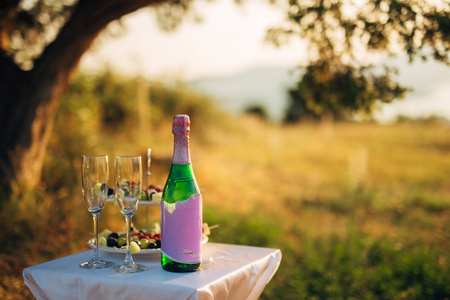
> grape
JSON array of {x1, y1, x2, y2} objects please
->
[
  {"x1": 118, "y1": 189, "x2": 125, "y2": 200},
  {"x1": 99, "y1": 236, "x2": 107, "y2": 247},
  {"x1": 130, "y1": 241, "x2": 141, "y2": 254},
  {"x1": 139, "y1": 238, "x2": 149, "y2": 249},
  {"x1": 93, "y1": 182, "x2": 102, "y2": 196},
  {"x1": 108, "y1": 232, "x2": 119, "y2": 239},
  {"x1": 107, "y1": 237, "x2": 118, "y2": 247},
  {"x1": 117, "y1": 236, "x2": 127, "y2": 247},
  {"x1": 99, "y1": 229, "x2": 112, "y2": 239},
  {"x1": 98, "y1": 227, "x2": 162, "y2": 250}
]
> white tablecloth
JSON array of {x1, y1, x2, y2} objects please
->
[{"x1": 23, "y1": 243, "x2": 281, "y2": 300}]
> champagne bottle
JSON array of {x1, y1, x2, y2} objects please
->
[{"x1": 161, "y1": 114, "x2": 202, "y2": 272}]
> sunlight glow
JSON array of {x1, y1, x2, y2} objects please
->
[{"x1": 80, "y1": 0, "x2": 307, "y2": 80}]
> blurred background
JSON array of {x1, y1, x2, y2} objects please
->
[{"x1": 0, "y1": 0, "x2": 449, "y2": 299}]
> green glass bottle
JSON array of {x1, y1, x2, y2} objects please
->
[{"x1": 161, "y1": 114, "x2": 202, "y2": 272}]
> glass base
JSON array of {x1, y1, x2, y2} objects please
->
[
  {"x1": 113, "y1": 263, "x2": 147, "y2": 273},
  {"x1": 162, "y1": 261, "x2": 202, "y2": 272},
  {"x1": 80, "y1": 259, "x2": 114, "y2": 269},
  {"x1": 161, "y1": 253, "x2": 201, "y2": 272}
]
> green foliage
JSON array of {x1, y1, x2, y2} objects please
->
[
  {"x1": 204, "y1": 207, "x2": 281, "y2": 248},
  {"x1": 95, "y1": 72, "x2": 138, "y2": 130},
  {"x1": 58, "y1": 70, "x2": 141, "y2": 132},
  {"x1": 396, "y1": 114, "x2": 449, "y2": 124},
  {"x1": 268, "y1": 0, "x2": 450, "y2": 64},
  {"x1": 284, "y1": 62, "x2": 408, "y2": 122},
  {"x1": 148, "y1": 81, "x2": 222, "y2": 131},
  {"x1": 43, "y1": 72, "x2": 107, "y2": 194},
  {"x1": 267, "y1": 0, "x2": 450, "y2": 122},
  {"x1": 0, "y1": 0, "x2": 75, "y2": 68},
  {"x1": 56, "y1": 71, "x2": 224, "y2": 139},
  {"x1": 244, "y1": 104, "x2": 269, "y2": 121}
]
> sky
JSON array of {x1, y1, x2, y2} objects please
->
[
  {"x1": 80, "y1": 0, "x2": 450, "y2": 121},
  {"x1": 80, "y1": 0, "x2": 305, "y2": 80}
]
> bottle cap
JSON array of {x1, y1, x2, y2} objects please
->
[{"x1": 172, "y1": 114, "x2": 190, "y2": 135}]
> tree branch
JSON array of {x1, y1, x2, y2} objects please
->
[
  {"x1": 34, "y1": 0, "x2": 166, "y2": 85},
  {"x1": 18, "y1": 0, "x2": 168, "y2": 125},
  {"x1": 0, "y1": 0, "x2": 170, "y2": 188}
]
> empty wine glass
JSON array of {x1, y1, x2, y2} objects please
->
[
  {"x1": 80, "y1": 155, "x2": 114, "y2": 269},
  {"x1": 113, "y1": 156, "x2": 147, "y2": 273}
]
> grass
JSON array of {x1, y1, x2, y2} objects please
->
[
  {"x1": 1, "y1": 111, "x2": 449, "y2": 299},
  {"x1": 196, "y1": 118, "x2": 450, "y2": 299}
]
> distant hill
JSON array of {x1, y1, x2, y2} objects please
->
[
  {"x1": 188, "y1": 66, "x2": 300, "y2": 122},
  {"x1": 188, "y1": 60, "x2": 450, "y2": 122}
]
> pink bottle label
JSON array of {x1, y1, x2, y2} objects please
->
[{"x1": 161, "y1": 194, "x2": 202, "y2": 264}]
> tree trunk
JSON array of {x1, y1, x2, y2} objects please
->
[{"x1": 0, "y1": 0, "x2": 164, "y2": 193}]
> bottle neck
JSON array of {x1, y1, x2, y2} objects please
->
[{"x1": 172, "y1": 134, "x2": 191, "y2": 164}]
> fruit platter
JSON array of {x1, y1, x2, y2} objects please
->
[
  {"x1": 106, "y1": 184, "x2": 163, "y2": 207},
  {"x1": 89, "y1": 223, "x2": 213, "y2": 255}
]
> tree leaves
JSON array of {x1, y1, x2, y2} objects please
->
[
  {"x1": 284, "y1": 61, "x2": 408, "y2": 122},
  {"x1": 268, "y1": 0, "x2": 449, "y2": 121},
  {"x1": 0, "y1": 0, "x2": 75, "y2": 69}
]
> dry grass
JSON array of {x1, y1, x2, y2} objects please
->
[{"x1": 191, "y1": 118, "x2": 450, "y2": 261}]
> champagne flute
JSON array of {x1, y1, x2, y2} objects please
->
[
  {"x1": 80, "y1": 155, "x2": 114, "y2": 269},
  {"x1": 113, "y1": 156, "x2": 147, "y2": 273}
]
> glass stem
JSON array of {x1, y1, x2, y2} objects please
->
[
  {"x1": 92, "y1": 213, "x2": 101, "y2": 261},
  {"x1": 146, "y1": 207, "x2": 150, "y2": 232},
  {"x1": 125, "y1": 215, "x2": 134, "y2": 265}
]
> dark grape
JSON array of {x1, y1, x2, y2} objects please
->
[
  {"x1": 107, "y1": 237, "x2": 118, "y2": 247},
  {"x1": 108, "y1": 232, "x2": 119, "y2": 239}
]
